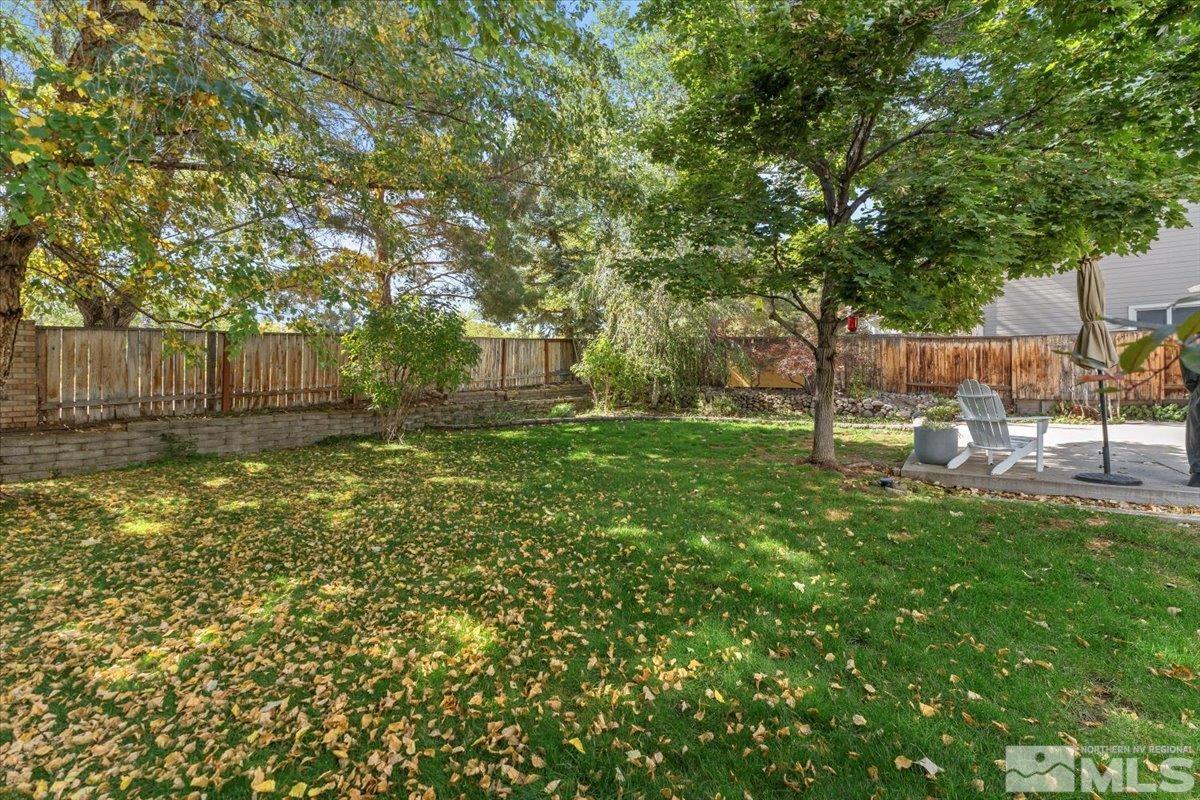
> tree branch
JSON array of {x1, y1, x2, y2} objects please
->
[{"x1": 154, "y1": 18, "x2": 474, "y2": 126}]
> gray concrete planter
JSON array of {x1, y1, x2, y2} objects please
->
[{"x1": 913, "y1": 425, "x2": 959, "y2": 466}]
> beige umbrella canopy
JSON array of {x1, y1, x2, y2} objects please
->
[
  {"x1": 1070, "y1": 255, "x2": 1140, "y2": 486},
  {"x1": 1072, "y1": 257, "x2": 1118, "y2": 369}
]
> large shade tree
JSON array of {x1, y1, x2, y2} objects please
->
[
  {"x1": 627, "y1": 0, "x2": 1200, "y2": 466},
  {"x1": 1, "y1": 0, "x2": 598, "y2": 390}
]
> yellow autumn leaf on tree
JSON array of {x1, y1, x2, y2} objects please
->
[{"x1": 9, "y1": 151, "x2": 35, "y2": 165}]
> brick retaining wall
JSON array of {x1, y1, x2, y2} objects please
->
[
  {"x1": 1, "y1": 385, "x2": 590, "y2": 483},
  {"x1": 0, "y1": 322, "x2": 38, "y2": 431}
]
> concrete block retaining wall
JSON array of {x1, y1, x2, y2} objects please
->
[{"x1": 1, "y1": 385, "x2": 590, "y2": 483}]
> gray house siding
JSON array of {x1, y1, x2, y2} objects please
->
[{"x1": 976, "y1": 203, "x2": 1200, "y2": 335}]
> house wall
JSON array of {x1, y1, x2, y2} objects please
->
[{"x1": 976, "y1": 203, "x2": 1200, "y2": 335}]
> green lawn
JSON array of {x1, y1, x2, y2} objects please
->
[{"x1": 1, "y1": 420, "x2": 1197, "y2": 799}]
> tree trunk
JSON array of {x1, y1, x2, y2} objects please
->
[
  {"x1": 75, "y1": 293, "x2": 140, "y2": 327},
  {"x1": 383, "y1": 407, "x2": 408, "y2": 443},
  {"x1": 1, "y1": 223, "x2": 42, "y2": 387},
  {"x1": 1, "y1": 222, "x2": 43, "y2": 497},
  {"x1": 809, "y1": 310, "x2": 839, "y2": 467}
]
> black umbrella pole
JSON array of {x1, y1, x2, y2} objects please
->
[
  {"x1": 1075, "y1": 372, "x2": 1141, "y2": 486},
  {"x1": 1098, "y1": 379, "x2": 1112, "y2": 474}
]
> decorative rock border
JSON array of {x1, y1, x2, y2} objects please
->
[{"x1": 703, "y1": 386, "x2": 940, "y2": 420}]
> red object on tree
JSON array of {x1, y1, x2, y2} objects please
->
[{"x1": 845, "y1": 315, "x2": 858, "y2": 333}]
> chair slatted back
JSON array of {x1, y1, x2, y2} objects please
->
[{"x1": 956, "y1": 379, "x2": 1011, "y2": 450}]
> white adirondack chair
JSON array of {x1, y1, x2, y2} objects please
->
[{"x1": 946, "y1": 379, "x2": 1050, "y2": 476}]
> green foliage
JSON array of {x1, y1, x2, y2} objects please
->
[
  {"x1": 1118, "y1": 306, "x2": 1200, "y2": 378},
  {"x1": 1050, "y1": 401, "x2": 1100, "y2": 425},
  {"x1": 3, "y1": 0, "x2": 609, "y2": 339},
  {"x1": 572, "y1": 333, "x2": 641, "y2": 410},
  {"x1": 340, "y1": 300, "x2": 479, "y2": 440},
  {"x1": 548, "y1": 402, "x2": 577, "y2": 418},
  {"x1": 574, "y1": 266, "x2": 731, "y2": 410},
  {"x1": 696, "y1": 392, "x2": 739, "y2": 418},
  {"x1": 622, "y1": 0, "x2": 1200, "y2": 464},
  {"x1": 1122, "y1": 403, "x2": 1188, "y2": 423},
  {"x1": 919, "y1": 401, "x2": 960, "y2": 430}
]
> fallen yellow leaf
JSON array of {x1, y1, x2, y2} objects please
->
[{"x1": 568, "y1": 737, "x2": 585, "y2": 753}]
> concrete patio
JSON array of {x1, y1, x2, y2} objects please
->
[{"x1": 901, "y1": 421, "x2": 1200, "y2": 508}]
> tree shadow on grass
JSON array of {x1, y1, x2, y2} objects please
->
[{"x1": 0, "y1": 420, "x2": 1196, "y2": 798}]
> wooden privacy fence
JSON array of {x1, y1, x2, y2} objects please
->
[
  {"x1": 839, "y1": 333, "x2": 1189, "y2": 406},
  {"x1": 33, "y1": 327, "x2": 577, "y2": 427}
]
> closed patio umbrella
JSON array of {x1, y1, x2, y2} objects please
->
[
  {"x1": 1072, "y1": 256, "x2": 1141, "y2": 486},
  {"x1": 1073, "y1": 258, "x2": 1119, "y2": 369}
]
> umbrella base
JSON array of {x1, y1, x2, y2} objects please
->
[{"x1": 1074, "y1": 471, "x2": 1143, "y2": 487}]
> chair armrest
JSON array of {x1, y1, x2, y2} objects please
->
[{"x1": 1009, "y1": 416, "x2": 1051, "y2": 434}]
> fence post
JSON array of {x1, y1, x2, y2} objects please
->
[
  {"x1": 204, "y1": 331, "x2": 219, "y2": 412},
  {"x1": 543, "y1": 339, "x2": 551, "y2": 386},
  {"x1": 499, "y1": 338, "x2": 508, "y2": 392},
  {"x1": 220, "y1": 333, "x2": 233, "y2": 413},
  {"x1": 1008, "y1": 337, "x2": 1017, "y2": 406}
]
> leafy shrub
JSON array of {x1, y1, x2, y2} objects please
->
[
  {"x1": 734, "y1": 337, "x2": 812, "y2": 390},
  {"x1": 548, "y1": 402, "x2": 576, "y2": 418},
  {"x1": 919, "y1": 401, "x2": 959, "y2": 430},
  {"x1": 1121, "y1": 403, "x2": 1187, "y2": 422},
  {"x1": 572, "y1": 334, "x2": 642, "y2": 409},
  {"x1": 1050, "y1": 401, "x2": 1099, "y2": 424},
  {"x1": 575, "y1": 267, "x2": 731, "y2": 409},
  {"x1": 340, "y1": 299, "x2": 479, "y2": 441},
  {"x1": 697, "y1": 392, "x2": 739, "y2": 417}
]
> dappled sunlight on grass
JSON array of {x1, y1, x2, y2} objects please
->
[
  {"x1": 115, "y1": 520, "x2": 172, "y2": 537},
  {"x1": 1, "y1": 420, "x2": 1197, "y2": 799},
  {"x1": 748, "y1": 537, "x2": 819, "y2": 570},
  {"x1": 422, "y1": 611, "x2": 500, "y2": 656},
  {"x1": 424, "y1": 474, "x2": 489, "y2": 488}
]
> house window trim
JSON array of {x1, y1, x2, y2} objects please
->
[{"x1": 1126, "y1": 303, "x2": 1200, "y2": 328}]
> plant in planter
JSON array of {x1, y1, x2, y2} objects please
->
[{"x1": 913, "y1": 401, "x2": 961, "y2": 466}]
